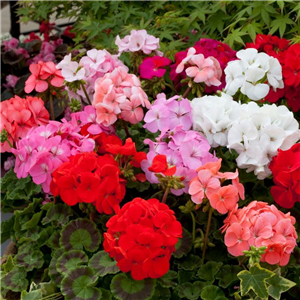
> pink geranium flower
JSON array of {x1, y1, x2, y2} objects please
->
[
  {"x1": 139, "y1": 56, "x2": 172, "y2": 80},
  {"x1": 25, "y1": 61, "x2": 48, "y2": 93}
]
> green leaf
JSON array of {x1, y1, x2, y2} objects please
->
[
  {"x1": 88, "y1": 250, "x2": 119, "y2": 277},
  {"x1": 2, "y1": 255, "x2": 15, "y2": 273},
  {"x1": 200, "y1": 285, "x2": 228, "y2": 300},
  {"x1": 41, "y1": 203, "x2": 74, "y2": 227},
  {"x1": 237, "y1": 263, "x2": 274, "y2": 298},
  {"x1": 20, "y1": 290, "x2": 43, "y2": 300},
  {"x1": 110, "y1": 273, "x2": 156, "y2": 300},
  {"x1": 21, "y1": 211, "x2": 43, "y2": 230},
  {"x1": 198, "y1": 261, "x2": 223, "y2": 282},
  {"x1": 178, "y1": 270, "x2": 194, "y2": 285},
  {"x1": 47, "y1": 230, "x2": 61, "y2": 249},
  {"x1": 177, "y1": 281, "x2": 205, "y2": 299},
  {"x1": 175, "y1": 254, "x2": 202, "y2": 271},
  {"x1": 269, "y1": 14, "x2": 295, "y2": 37},
  {"x1": 56, "y1": 250, "x2": 88, "y2": 275},
  {"x1": 49, "y1": 249, "x2": 65, "y2": 286},
  {"x1": 150, "y1": 285, "x2": 171, "y2": 300},
  {"x1": 216, "y1": 265, "x2": 243, "y2": 288},
  {"x1": 266, "y1": 269, "x2": 296, "y2": 300},
  {"x1": 1, "y1": 267, "x2": 29, "y2": 292},
  {"x1": 16, "y1": 250, "x2": 44, "y2": 271},
  {"x1": 61, "y1": 266, "x2": 101, "y2": 300},
  {"x1": 38, "y1": 226, "x2": 54, "y2": 247},
  {"x1": 1, "y1": 216, "x2": 15, "y2": 243},
  {"x1": 157, "y1": 270, "x2": 177, "y2": 288},
  {"x1": 173, "y1": 228, "x2": 192, "y2": 258},
  {"x1": 60, "y1": 218, "x2": 102, "y2": 252}
]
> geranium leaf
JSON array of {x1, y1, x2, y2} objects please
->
[
  {"x1": 99, "y1": 288, "x2": 112, "y2": 300},
  {"x1": 198, "y1": 261, "x2": 223, "y2": 282},
  {"x1": 150, "y1": 285, "x2": 171, "y2": 300},
  {"x1": 1, "y1": 267, "x2": 28, "y2": 292},
  {"x1": 200, "y1": 285, "x2": 228, "y2": 300},
  {"x1": 47, "y1": 230, "x2": 61, "y2": 249},
  {"x1": 21, "y1": 211, "x2": 43, "y2": 230},
  {"x1": 177, "y1": 281, "x2": 205, "y2": 299},
  {"x1": 60, "y1": 218, "x2": 102, "y2": 252},
  {"x1": 20, "y1": 289, "x2": 43, "y2": 300},
  {"x1": 173, "y1": 228, "x2": 192, "y2": 258},
  {"x1": 56, "y1": 250, "x2": 88, "y2": 275},
  {"x1": 41, "y1": 203, "x2": 74, "y2": 227},
  {"x1": 110, "y1": 273, "x2": 156, "y2": 300},
  {"x1": 2, "y1": 255, "x2": 15, "y2": 273},
  {"x1": 38, "y1": 226, "x2": 55, "y2": 247},
  {"x1": 175, "y1": 254, "x2": 202, "y2": 271},
  {"x1": 61, "y1": 266, "x2": 101, "y2": 300},
  {"x1": 19, "y1": 227, "x2": 41, "y2": 243},
  {"x1": 178, "y1": 270, "x2": 195, "y2": 285},
  {"x1": 237, "y1": 263, "x2": 274, "y2": 298},
  {"x1": 266, "y1": 269, "x2": 296, "y2": 300},
  {"x1": 16, "y1": 250, "x2": 44, "y2": 271},
  {"x1": 18, "y1": 241, "x2": 37, "y2": 254},
  {"x1": 1, "y1": 215, "x2": 15, "y2": 243},
  {"x1": 216, "y1": 265, "x2": 243, "y2": 288},
  {"x1": 49, "y1": 249, "x2": 65, "y2": 287},
  {"x1": 157, "y1": 270, "x2": 178, "y2": 288},
  {"x1": 88, "y1": 250, "x2": 119, "y2": 277}
]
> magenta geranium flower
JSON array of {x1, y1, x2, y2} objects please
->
[{"x1": 139, "y1": 56, "x2": 172, "y2": 80}]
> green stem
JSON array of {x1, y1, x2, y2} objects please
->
[
  {"x1": 162, "y1": 186, "x2": 170, "y2": 204},
  {"x1": 202, "y1": 206, "x2": 213, "y2": 264},
  {"x1": 122, "y1": 120, "x2": 130, "y2": 138},
  {"x1": 49, "y1": 92, "x2": 55, "y2": 120},
  {"x1": 182, "y1": 86, "x2": 192, "y2": 98},
  {"x1": 148, "y1": 190, "x2": 164, "y2": 200},
  {"x1": 6, "y1": 139, "x2": 13, "y2": 148},
  {"x1": 81, "y1": 83, "x2": 92, "y2": 105},
  {"x1": 164, "y1": 82, "x2": 178, "y2": 94},
  {"x1": 190, "y1": 211, "x2": 196, "y2": 245}
]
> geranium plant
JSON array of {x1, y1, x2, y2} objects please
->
[{"x1": 1, "y1": 26, "x2": 300, "y2": 300}]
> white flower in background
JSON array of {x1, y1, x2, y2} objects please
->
[
  {"x1": 224, "y1": 48, "x2": 284, "y2": 101},
  {"x1": 191, "y1": 93, "x2": 240, "y2": 147},
  {"x1": 191, "y1": 95, "x2": 299, "y2": 179}
]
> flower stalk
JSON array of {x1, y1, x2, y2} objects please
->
[{"x1": 202, "y1": 206, "x2": 214, "y2": 263}]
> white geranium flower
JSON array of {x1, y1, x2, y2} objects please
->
[
  {"x1": 224, "y1": 60, "x2": 245, "y2": 95},
  {"x1": 267, "y1": 56, "x2": 284, "y2": 89},
  {"x1": 241, "y1": 68, "x2": 269, "y2": 101},
  {"x1": 236, "y1": 48, "x2": 259, "y2": 68}
]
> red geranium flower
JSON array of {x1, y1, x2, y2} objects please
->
[{"x1": 148, "y1": 154, "x2": 176, "y2": 176}]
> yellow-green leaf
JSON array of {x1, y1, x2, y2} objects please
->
[{"x1": 237, "y1": 263, "x2": 274, "y2": 298}]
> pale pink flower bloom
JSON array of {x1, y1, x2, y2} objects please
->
[
  {"x1": 120, "y1": 96, "x2": 144, "y2": 124},
  {"x1": 61, "y1": 61, "x2": 85, "y2": 82},
  {"x1": 176, "y1": 47, "x2": 197, "y2": 73}
]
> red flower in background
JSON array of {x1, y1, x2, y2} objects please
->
[
  {"x1": 269, "y1": 143, "x2": 300, "y2": 208},
  {"x1": 103, "y1": 197, "x2": 182, "y2": 280}
]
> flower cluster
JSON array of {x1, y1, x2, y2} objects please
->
[
  {"x1": 115, "y1": 29, "x2": 161, "y2": 55},
  {"x1": 224, "y1": 48, "x2": 283, "y2": 101},
  {"x1": 223, "y1": 201, "x2": 298, "y2": 266},
  {"x1": 0, "y1": 96, "x2": 49, "y2": 152},
  {"x1": 191, "y1": 94, "x2": 300, "y2": 179},
  {"x1": 103, "y1": 197, "x2": 182, "y2": 280},
  {"x1": 170, "y1": 38, "x2": 236, "y2": 92},
  {"x1": 93, "y1": 66, "x2": 151, "y2": 126},
  {"x1": 56, "y1": 49, "x2": 125, "y2": 103},
  {"x1": 191, "y1": 93, "x2": 240, "y2": 147},
  {"x1": 142, "y1": 96, "x2": 217, "y2": 194},
  {"x1": 269, "y1": 143, "x2": 300, "y2": 208},
  {"x1": 246, "y1": 35, "x2": 300, "y2": 112},
  {"x1": 50, "y1": 151, "x2": 125, "y2": 214},
  {"x1": 12, "y1": 116, "x2": 95, "y2": 193},
  {"x1": 175, "y1": 47, "x2": 222, "y2": 87},
  {"x1": 189, "y1": 159, "x2": 244, "y2": 214},
  {"x1": 25, "y1": 61, "x2": 64, "y2": 93},
  {"x1": 3, "y1": 37, "x2": 29, "y2": 58}
]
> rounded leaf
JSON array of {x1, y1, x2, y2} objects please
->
[
  {"x1": 61, "y1": 266, "x2": 101, "y2": 300},
  {"x1": 16, "y1": 250, "x2": 44, "y2": 271},
  {"x1": 110, "y1": 273, "x2": 156, "y2": 300},
  {"x1": 60, "y1": 218, "x2": 102, "y2": 252},
  {"x1": 173, "y1": 228, "x2": 192, "y2": 259},
  {"x1": 56, "y1": 250, "x2": 88, "y2": 275},
  {"x1": 1, "y1": 267, "x2": 28, "y2": 292},
  {"x1": 88, "y1": 250, "x2": 119, "y2": 276}
]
